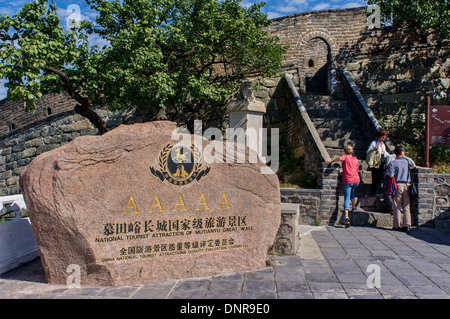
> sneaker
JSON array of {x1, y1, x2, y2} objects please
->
[{"x1": 344, "y1": 217, "x2": 350, "y2": 228}]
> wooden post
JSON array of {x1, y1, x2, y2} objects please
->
[{"x1": 425, "y1": 96, "x2": 431, "y2": 168}]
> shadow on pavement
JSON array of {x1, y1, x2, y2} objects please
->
[{"x1": 0, "y1": 257, "x2": 46, "y2": 284}]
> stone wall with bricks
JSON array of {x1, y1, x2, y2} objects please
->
[
  {"x1": 0, "y1": 102, "x2": 134, "y2": 196},
  {"x1": 434, "y1": 173, "x2": 450, "y2": 231},
  {"x1": 410, "y1": 169, "x2": 450, "y2": 229},
  {"x1": 280, "y1": 188, "x2": 323, "y2": 225},
  {"x1": 0, "y1": 94, "x2": 76, "y2": 138}
]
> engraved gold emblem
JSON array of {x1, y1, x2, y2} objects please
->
[{"x1": 150, "y1": 144, "x2": 210, "y2": 186}]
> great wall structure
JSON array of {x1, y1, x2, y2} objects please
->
[{"x1": 1, "y1": 7, "x2": 449, "y2": 229}]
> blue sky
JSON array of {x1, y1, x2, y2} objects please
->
[
  {"x1": 0, "y1": 0, "x2": 368, "y2": 100},
  {"x1": 250, "y1": 0, "x2": 367, "y2": 19}
]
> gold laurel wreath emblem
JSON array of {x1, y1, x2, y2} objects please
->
[{"x1": 150, "y1": 143, "x2": 210, "y2": 186}]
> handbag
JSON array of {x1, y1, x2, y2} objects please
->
[{"x1": 366, "y1": 149, "x2": 381, "y2": 168}]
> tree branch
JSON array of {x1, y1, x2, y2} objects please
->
[
  {"x1": 40, "y1": 65, "x2": 109, "y2": 135},
  {"x1": 41, "y1": 65, "x2": 76, "y2": 99},
  {"x1": 74, "y1": 103, "x2": 109, "y2": 135},
  {"x1": 168, "y1": 45, "x2": 198, "y2": 73}
]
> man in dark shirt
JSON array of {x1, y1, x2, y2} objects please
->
[{"x1": 387, "y1": 146, "x2": 415, "y2": 233}]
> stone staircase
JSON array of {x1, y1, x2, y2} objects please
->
[{"x1": 300, "y1": 92, "x2": 393, "y2": 227}]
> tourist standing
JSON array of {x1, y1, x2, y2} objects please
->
[
  {"x1": 328, "y1": 145, "x2": 360, "y2": 228},
  {"x1": 366, "y1": 129, "x2": 389, "y2": 195},
  {"x1": 386, "y1": 145, "x2": 416, "y2": 233}
]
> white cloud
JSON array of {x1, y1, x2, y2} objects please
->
[
  {"x1": 273, "y1": 5, "x2": 299, "y2": 13},
  {"x1": 56, "y1": 6, "x2": 109, "y2": 48},
  {"x1": 311, "y1": 2, "x2": 333, "y2": 11},
  {"x1": 0, "y1": 1, "x2": 27, "y2": 17},
  {"x1": 341, "y1": 1, "x2": 366, "y2": 8},
  {"x1": 266, "y1": 11, "x2": 284, "y2": 19},
  {"x1": 88, "y1": 33, "x2": 110, "y2": 49},
  {"x1": 288, "y1": 0, "x2": 308, "y2": 4}
]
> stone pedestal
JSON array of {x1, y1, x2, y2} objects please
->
[
  {"x1": 227, "y1": 81, "x2": 266, "y2": 157},
  {"x1": 273, "y1": 203, "x2": 300, "y2": 255}
]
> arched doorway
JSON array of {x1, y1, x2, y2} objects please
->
[
  {"x1": 304, "y1": 37, "x2": 331, "y2": 94},
  {"x1": 297, "y1": 31, "x2": 337, "y2": 95}
]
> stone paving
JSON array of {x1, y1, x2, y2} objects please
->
[{"x1": 1, "y1": 225, "x2": 449, "y2": 299}]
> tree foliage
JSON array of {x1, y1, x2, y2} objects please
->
[
  {"x1": 87, "y1": 0, "x2": 286, "y2": 129},
  {"x1": 367, "y1": 0, "x2": 450, "y2": 38},
  {"x1": 0, "y1": 0, "x2": 108, "y2": 133},
  {"x1": 0, "y1": 0, "x2": 286, "y2": 133}
]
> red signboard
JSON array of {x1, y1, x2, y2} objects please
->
[
  {"x1": 425, "y1": 96, "x2": 450, "y2": 167},
  {"x1": 429, "y1": 105, "x2": 450, "y2": 145}
]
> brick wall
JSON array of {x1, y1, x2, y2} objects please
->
[
  {"x1": 431, "y1": 173, "x2": 450, "y2": 230},
  {"x1": 409, "y1": 169, "x2": 450, "y2": 228},
  {"x1": 280, "y1": 188, "x2": 322, "y2": 225},
  {"x1": 280, "y1": 162, "x2": 340, "y2": 227},
  {"x1": 0, "y1": 94, "x2": 78, "y2": 139},
  {"x1": 0, "y1": 108, "x2": 135, "y2": 196},
  {"x1": 411, "y1": 168, "x2": 434, "y2": 226},
  {"x1": 268, "y1": 8, "x2": 367, "y2": 68}
]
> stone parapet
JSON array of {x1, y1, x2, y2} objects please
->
[
  {"x1": 341, "y1": 70, "x2": 394, "y2": 153},
  {"x1": 284, "y1": 75, "x2": 330, "y2": 174},
  {"x1": 0, "y1": 109, "x2": 135, "y2": 196},
  {"x1": 411, "y1": 167, "x2": 434, "y2": 226},
  {"x1": 432, "y1": 173, "x2": 450, "y2": 231},
  {"x1": 280, "y1": 188, "x2": 322, "y2": 225}
]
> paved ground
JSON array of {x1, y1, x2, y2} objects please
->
[{"x1": 1, "y1": 225, "x2": 450, "y2": 299}]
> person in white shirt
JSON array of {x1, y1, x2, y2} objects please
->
[{"x1": 367, "y1": 129, "x2": 389, "y2": 194}]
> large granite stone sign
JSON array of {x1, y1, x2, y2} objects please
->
[{"x1": 20, "y1": 121, "x2": 280, "y2": 286}]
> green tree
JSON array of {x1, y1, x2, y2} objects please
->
[
  {"x1": 87, "y1": 0, "x2": 286, "y2": 130},
  {"x1": 0, "y1": 0, "x2": 286, "y2": 134},
  {"x1": 367, "y1": 0, "x2": 450, "y2": 38},
  {"x1": 0, "y1": 0, "x2": 109, "y2": 133}
]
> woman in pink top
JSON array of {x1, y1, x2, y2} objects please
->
[{"x1": 328, "y1": 145, "x2": 360, "y2": 227}]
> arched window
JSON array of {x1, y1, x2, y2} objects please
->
[{"x1": 308, "y1": 59, "x2": 314, "y2": 67}]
